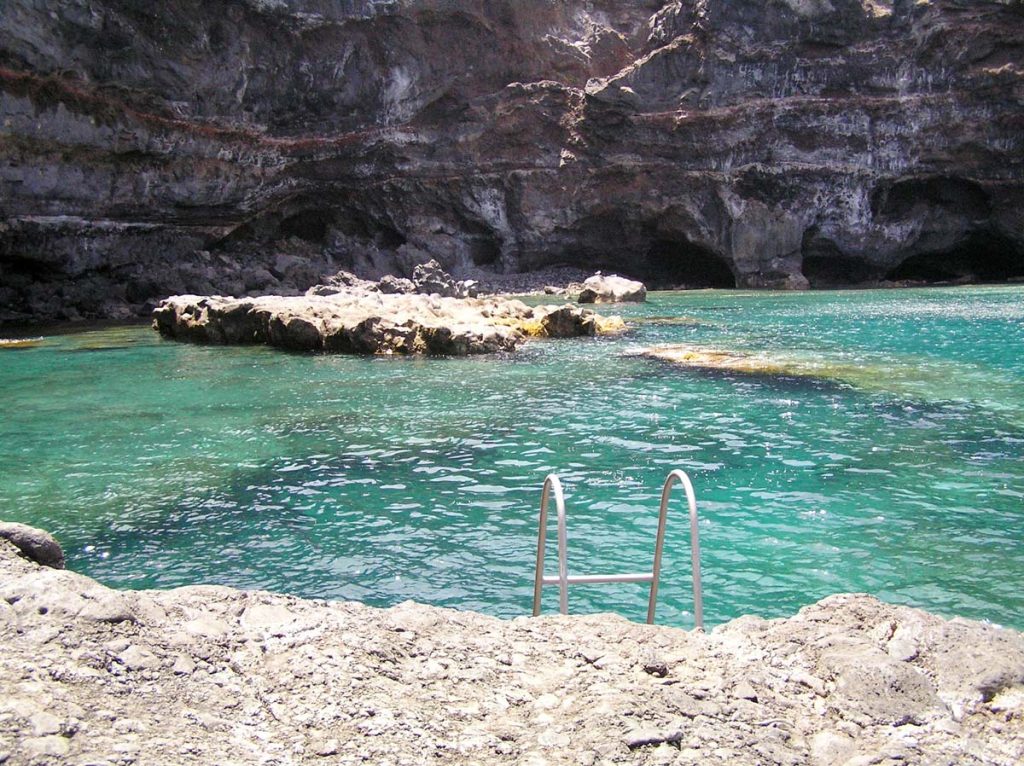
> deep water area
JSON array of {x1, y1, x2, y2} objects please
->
[{"x1": 1, "y1": 286, "x2": 1022, "y2": 630}]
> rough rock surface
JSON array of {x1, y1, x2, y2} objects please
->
[
  {"x1": 0, "y1": 522, "x2": 64, "y2": 569},
  {"x1": 153, "y1": 290, "x2": 622, "y2": 355},
  {"x1": 2, "y1": 0, "x2": 1023, "y2": 324},
  {"x1": 578, "y1": 273, "x2": 648, "y2": 303},
  {"x1": 1, "y1": 533, "x2": 1022, "y2": 765}
]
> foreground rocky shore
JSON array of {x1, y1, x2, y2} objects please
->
[{"x1": 1, "y1": 530, "x2": 1022, "y2": 765}]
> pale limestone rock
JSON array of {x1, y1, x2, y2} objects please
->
[
  {"x1": 153, "y1": 290, "x2": 622, "y2": 355},
  {"x1": 0, "y1": 527, "x2": 1021, "y2": 765},
  {"x1": 21, "y1": 736, "x2": 70, "y2": 758},
  {"x1": 577, "y1": 273, "x2": 647, "y2": 304}
]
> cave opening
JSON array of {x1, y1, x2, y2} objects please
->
[
  {"x1": 278, "y1": 209, "x2": 330, "y2": 243},
  {"x1": 0, "y1": 252, "x2": 55, "y2": 280},
  {"x1": 871, "y1": 176, "x2": 990, "y2": 221},
  {"x1": 331, "y1": 208, "x2": 407, "y2": 249},
  {"x1": 371, "y1": 224, "x2": 407, "y2": 249},
  {"x1": 469, "y1": 236, "x2": 502, "y2": 267},
  {"x1": 803, "y1": 254, "x2": 878, "y2": 286},
  {"x1": 885, "y1": 230, "x2": 1023, "y2": 284},
  {"x1": 644, "y1": 239, "x2": 736, "y2": 289},
  {"x1": 801, "y1": 228, "x2": 878, "y2": 287}
]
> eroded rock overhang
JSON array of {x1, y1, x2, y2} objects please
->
[{"x1": 1, "y1": 0, "x2": 1022, "y2": 323}]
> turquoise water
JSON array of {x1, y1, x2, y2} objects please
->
[{"x1": 1, "y1": 286, "x2": 1022, "y2": 630}]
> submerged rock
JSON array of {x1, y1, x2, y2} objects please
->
[
  {"x1": 0, "y1": 525, "x2": 1022, "y2": 764},
  {"x1": 0, "y1": 338, "x2": 44, "y2": 350},
  {"x1": 577, "y1": 273, "x2": 648, "y2": 303},
  {"x1": 642, "y1": 344, "x2": 840, "y2": 378},
  {"x1": 153, "y1": 290, "x2": 623, "y2": 355}
]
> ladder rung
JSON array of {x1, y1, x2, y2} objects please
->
[{"x1": 542, "y1": 573, "x2": 654, "y2": 586}]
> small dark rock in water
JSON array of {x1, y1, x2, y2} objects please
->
[{"x1": 0, "y1": 522, "x2": 64, "y2": 569}]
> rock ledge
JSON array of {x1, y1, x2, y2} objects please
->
[{"x1": 1, "y1": 527, "x2": 1022, "y2": 765}]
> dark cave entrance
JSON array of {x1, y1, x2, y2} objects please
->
[
  {"x1": 870, "y1": 176, "x2": 990, "y2": 222},
  {"x1": 278, "y1": 209, "x2": 330, "y2": 243},
  {"x1": 803, "y1": 255, "x2": 879, "y2": 287},
  {"x1": 885, "y1": 231, "x2": 1024, "y2": 284},
  {"x1": 801, "y1": 228, "x2": 879, "y2": 287},
  {"x1": 469, "y1": 236, "x2": 502, "y2": 267},
  {"x1": 643, "y1": 239, "x2": 736, "y2": 289}
]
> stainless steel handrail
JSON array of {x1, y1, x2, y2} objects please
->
[
  {"x1": 532, "y1": 474, "x2": 569, "y2": 616},
  {"x1": 531, "y1": 469, "x2": 704, "y2": 630},
  {"x1": 655, "y1": 469, "x2": 703, "y2": 630}
]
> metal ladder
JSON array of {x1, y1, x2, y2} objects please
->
[{"x1": 531, "y1": 469, "x2": 704, "y2": 630}]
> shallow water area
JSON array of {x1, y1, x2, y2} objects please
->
[{"x1": 1, "y1": 285, "x2": 1022, "y2": 630}]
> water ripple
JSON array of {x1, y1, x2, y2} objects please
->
[{"x1": 0, "y1": 286, "x2": 1022, "y2": 629}]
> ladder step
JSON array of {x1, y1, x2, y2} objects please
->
[{"x1": 542, "y1": 573, "x2": 655, "y2": 586}]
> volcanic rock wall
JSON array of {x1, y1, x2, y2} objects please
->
[{"x1": 1, "y1": 0, "x2": 1022, "y2": 322}]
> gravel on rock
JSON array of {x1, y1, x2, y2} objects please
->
[{"x1": 0, "y1": 533, "x2": 1022, "y2": 765}]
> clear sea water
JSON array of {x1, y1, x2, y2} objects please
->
[{"x1": 1, "y1": 286, "x2": 1022, "y2": 631}]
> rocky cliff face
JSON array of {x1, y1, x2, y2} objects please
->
[{"x1": 1, "y1": 0, "x2": 1022, "y2": 323}]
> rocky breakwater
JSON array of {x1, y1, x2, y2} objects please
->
[
  {"x1": 1, "y1": 526, "x2": 1023, "y2": 765},
  {"x1": 153, "y1": 272, "x2": 624, "y2": 355}
]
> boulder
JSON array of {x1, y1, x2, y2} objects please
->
[
  {"x1": 577, "y1": 273, "x2": 647, "y2": 303},
  {"x1": 0, "y1": 522, "x2": 65, "y2": 569},
  {"x1": 411, "y1": 259, "x2": 478, "y2": 298},
  {"x1": 376, "y1": 275, "x2": 416, "y2": 294}
]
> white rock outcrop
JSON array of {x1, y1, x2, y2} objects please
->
[
  {"x1": 153, "y1": 290, "x2": 623, "y2": 355},
  {"x1": 577, "y1": 274, "x2": 648, "y2": 303}
]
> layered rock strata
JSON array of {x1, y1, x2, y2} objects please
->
[
  {"x1": 153, "y1": 291, "x2": 622, "y2": 354},
  {"x1": 2, "y1": 0, "x2": 1023, "y2": 324},
  {"x1": 1, "y1": 532, "x2": 1023, "y2": 765}
]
